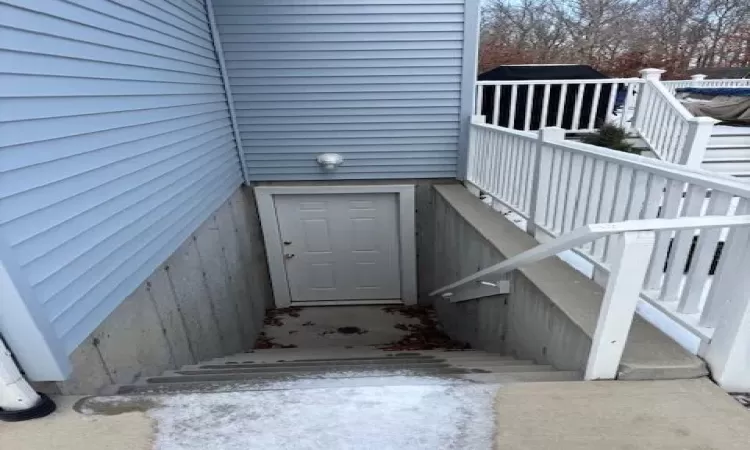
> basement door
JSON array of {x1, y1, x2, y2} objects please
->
[{"x1": 273, "y1": 193, "x2": 402, "y2": 303}]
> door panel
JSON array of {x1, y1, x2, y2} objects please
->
[{"x1": 274, "y1": 193, "x2": 401, "y2": 302}]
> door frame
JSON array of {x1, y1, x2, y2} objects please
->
[{"x1": 255, "y1": 185, "x2": 417, "y2": 308}]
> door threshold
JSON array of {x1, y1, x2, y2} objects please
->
[{"x1": 290, "y1": 299, "x2": 404, "y2": 307}]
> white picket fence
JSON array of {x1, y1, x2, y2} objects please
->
[
  {"x1": 463, "y1": 118, "x2": 750, "y2": 390},
  {"x1": 474, "y1": 78, "x2": 640, "y2": 132}
]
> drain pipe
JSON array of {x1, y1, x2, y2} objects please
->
[{"x1": 0, "y1": 337, "x2": 55, "y2": 421}]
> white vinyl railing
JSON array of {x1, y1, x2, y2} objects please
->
[
  {"x1": 457, "y1": 118, "x2": 750, "y2": 390},
  {"x1": 663, "y1": 76, "x2": 750, "y2": 94},
  {"x1": 630, "y1": 69, "x2": 715, "y2": 167},
  {"x1": 474, "y1": 78, "x2": 640, "y2": 132},
  {"x1": 431, "y1": 215, "x2": 750, "y2": 382}
]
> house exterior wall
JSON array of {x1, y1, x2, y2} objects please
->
[
  {"x1": 35, "y1": 187, "x2": 272, "y2": 395},
  {"x1": 212, "y1": 0, "x2": 480, "y2": 180},
  {"x1": 0, "y1": 0, "x2": 247, "y2": 379}
]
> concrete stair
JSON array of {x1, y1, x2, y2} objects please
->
[{"x1": 112, "y1": 348, "x2": 581, "y2": 395}]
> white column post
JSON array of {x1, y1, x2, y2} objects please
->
[
  {"x1": 690, "y1": 74, "x2": 707, "y2": 86},
  {"x1": 527, "y1": 127, "x2": 565, "y2": 236},
  {"x1": 631, "y1": 69, "x2": 665, "y2": 129},
  {"x1": 584, "y1": 231, "x2": 656, "y2": 380},
  {"x1": 699, "y1": 232, "x2": 750, "y2": 392},
  {"x1": 679, "y1": 116, "x2": 715, "y2": 168}
]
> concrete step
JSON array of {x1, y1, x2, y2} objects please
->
[{"x1": 113, "y1": 347, "x2": 581, "y2": 395}]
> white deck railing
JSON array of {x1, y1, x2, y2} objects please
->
[
  {"x1": 663, "y1": 77, "x2": 750, "y2": 94},
  {"x1": 431, "y1": 215, "x2": 750, "y2": 382},
  {"x1": 454, "y1": 119, "x2": 750, "y2": 390},
  {"x1": 631, "y1": 70, "x2": 715, "y2": 167},
  {"x1": 474, "y1": 78, "x2": 640, "y2": 132}
]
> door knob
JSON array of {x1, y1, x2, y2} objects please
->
[{"x1": 284, "y1": 253, "x2": 295, "y2": 259}]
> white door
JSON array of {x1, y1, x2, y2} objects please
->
[{"x1": 274, "y1": 193, "x2": 401, "y2": 302}]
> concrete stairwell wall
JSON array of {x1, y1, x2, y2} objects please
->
[
  {"x1": 36, "y1": 187, "x2": 273, "y2": 395},
  {"x1": 419, "y1": 183, "x2": 708, "y2": 380}
]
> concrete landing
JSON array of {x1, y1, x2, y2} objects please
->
[
  {"x1": 495, "y1": 378, "x2": 750, "y2": 450},
  {"x1": 258, "y1": 305, "x2": 423, "y2": 348}
]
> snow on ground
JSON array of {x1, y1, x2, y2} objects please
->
[{"x1": 148, "y1": 381, "x2": 498, "y2": 450}]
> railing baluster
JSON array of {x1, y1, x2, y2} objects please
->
[
  {"x1": 605, "y1": 82, "x2": 617, "y2": 126},
  {"x1": 645, "y1": 179, "x2": 685, "y2": 290},
  {"x1": 492, "y1": 86, "x2": 501, "y2": 126},
  {"x1": 592, "y1": 162, "x2": 618, "y2": 260},
  {"x1": 556, "y1": 84, "x2": 568, "y2": 127},
  {"x1": 571, "y1": 83, "x2": 585, "y2": 130},
  {"x1": 476, "y1": 85, "x2": 484, "y2": 117},
  {"x1": 540, "y1": 84, "x2": 551, "y2": 128},
  {"x1": 508, "y1": 85, "x2": 518, "y2": 129},
  {"x1": 678, "y1": 191, "x2": 733, "y2": 313},
  {"x1": 660, "y1": 185, "x2": 707, "y2": 302},
  {"x1": 524, "y1": 86, "x2": 535, "y2": 131},
  {"x1": 587, "y1": 83, "x2": 602, "y2": 130}
]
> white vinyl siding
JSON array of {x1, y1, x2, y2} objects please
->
[
  {"x1": 0, "y1": 0, "x2": 242, "y2": 362},
  {"x1": 213, "y1": 0, "x2": 467, "y2": 180}
]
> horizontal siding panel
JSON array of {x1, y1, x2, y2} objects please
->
[
  {"x1": 217, "y1": 0, "x2": 463, "y2": 4},
  {"x1": 218, "y1": 23, "x2": 463, "y2": 34},
  {"x1": 213, "y1": 5, "x2": 463, "y2": 15},
  {"x1": 246, "y1": 172, "x2": 456, "y2": 181},
  {"x1": 1, "y1": 103, "x2": 229, "y2": 147},
  {"x1": 244, "y1": 137, "x2": 458, "y2": 147},
  {"x1": 231, "y1": 83, "x2": 459, "y2": 94},
  {"x1": 239, "y1": 122, "x2": 460, "y2": 132},
  {"x1": 233, "y1": 91, "x2": 459, "y2": 102},
  {"x1": 245, "y1": 151, "x2": 458, "y2": 161},
  {"x1": 2, "y1": 1, "x2": 214, "y2": 54},
  {"x1": 220, "y1": 32, "x2": 463, "y2": 43},
  {"x1": 222, "y1": 41, "x2": 462, "y2": 52},
  {"x1": 0, "y1": 110, "x2": 230, "y2": 173},
  {"x1": 225, "y1": 50, "x2": 462, "y2": 60},
  {"x1": 241, "y1": 129, "x2": 459, "y2": 139},
  {"x1": 235, "y1": 107, "x2": 460, "y2": 117},
  {"x1": 238, "y1": 115, "x2": 459, "y2": 125},
  {"x1": 0, "y1": 12, "x2": 217, "y2": 64},
  {"x1": 0, "y1": 0, "x2": 243, "y2": 357},
  {"x1": 248, "y1": 157, "x2": 457, "y2": 168},
  {"x1": 229, "y1": 67, "x2": 461, "y2": 77},
  {"x1": 217, "y1": 13, "x2": 463, "y2": 24},
  {"x1": 226, "y1": 58, "x2": 460, "y2": 69},
  {"x1": 248, "y1": 165, "x2": 455, "y2": 175},
  {"x1": 243, "y1": 143, "x2": 460, "y2": 154},
  {"x1": 235, "y1": 99, "x2": 460, "y2": 109},
  {"x1": 0, "y1": 93, "x2": 227, "y2": 121},
  {"x1": 0, "y1": 74, "x2": 226, "y2": 97},
  {"x1": 3, "y1": 51, "x2": 222, "y2": 83}
]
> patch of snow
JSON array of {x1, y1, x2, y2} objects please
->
[{"x1": 148, "y1": 380, "x2": 498, "y2": 450}]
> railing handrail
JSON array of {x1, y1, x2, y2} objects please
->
[
  {"x1": 663, "y1": 78, "x2": 750, "y2": 84},
  {"x1": 472, "y1": 121, "x2": 750, "y2": 197},
  {"x1": 430, "y1": 215, "x2": 750, "y2": 297},
  {"x1": 476, "y1": 78, "x2": 642, "y2": 86}
]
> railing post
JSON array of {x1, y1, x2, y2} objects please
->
[
  {"x1": 527, "y1": 127, "x2": 565, "y2": 236},
  {"x1": 464, "y1": 115, "x2": 485, "y2": 180},
  {"x1": 679, "y1": 116, "x2": 715, "y2": 168},
  {"x1": 584, "y1": 231, "x2": 656, "y2": 380},
  {"x1": 631, "y1": 69, "x2": 664, "y2": 129},
  {"x1": 699, "y1": 232, "x2": 750, "y2": 392},
  {"x1": 690, "y1": 74, "x2": 707, "y2": 86}
]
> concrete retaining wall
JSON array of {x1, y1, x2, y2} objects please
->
[
  {"x1": 38, "y1": 187, "x2": 273, "y2": 395},
  {"x1": 419, "y1": 184, "x2": 708, "y2": 380}
]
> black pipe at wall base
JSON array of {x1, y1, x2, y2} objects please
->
[{"x1": 0, "y1": 393, "x2": 56, "y2": 422}]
